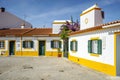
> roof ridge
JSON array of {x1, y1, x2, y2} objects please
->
[
  {"x1": 99, "y1": 20, "x2": 120, "y2": 26},
  {"x1": 34, "y1": 28, "x2": 52, "y2": 29},
  {"x1": 22, "y1": 28, "x2": 35, "y2": 35},
  {"x1": 10, "y1": 28, "x2": 33, "y2": 29}
]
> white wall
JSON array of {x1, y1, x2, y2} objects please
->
[
  {"x1": 80, "y1": 5, "x2": 103, "y2": 30},
  {"x1": 80, "y1": 10, "x2": 95, "y2": 30},
  {"x1": 0, "y1": 36, "x2": 62, "y2": 53},
  {"x1": 22, "y1": 36, "x2": 61, "y2": 51},
  {"x1": 52, "y1": 24, "x2": 63, "y2": 34},
  {"x1": 0, "y1": 37, "x2": 21, "y2": 54},
  {"x1": 69, "y1": 29, "x2": 115, "y2": 65},
  {"x1": 52, "y1": 20, "x2": 71, "y2": 34}
]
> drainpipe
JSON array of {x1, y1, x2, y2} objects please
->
[{"x1": 20, "y1": 36, "x2": 22, "y2": 56}]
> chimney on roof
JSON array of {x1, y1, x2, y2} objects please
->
[
  {"x1": 0, "y1": 7, "x2": 5, "y2": 12},
  {"x1": 21, "y1": 23, "x2": 25, "y2": 29}
]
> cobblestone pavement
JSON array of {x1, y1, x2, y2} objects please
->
[{"x1": 0, "y1": 56, "x2": 120, "y2": 80}]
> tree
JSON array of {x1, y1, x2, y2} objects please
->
[{"x1": 59, "y1": 19, "x2": 80, "y2": 58}]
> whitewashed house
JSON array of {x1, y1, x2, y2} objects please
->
[
  {"x1": 0, "y1": 4, "x2": 120, "y2": 76},
  {"x1": 68, "y1": 4, "x2": 120, "y2": 76}
]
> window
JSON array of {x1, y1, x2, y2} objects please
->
[
  {"x1": 23, "y1": 41, "x2": 34, "y2": 48},
  {"x1": 70, "y1": 40, "x2": 77, "y2": 51},
  {"x1": 88, "y1": 39, "x2": 102, "y2": 54},
  {"x1": 51, "y1": 40, "x2": 61, "y2": 48},
  {"x1": 0, "y1": 41, "x2": 5, "y2": 49}
]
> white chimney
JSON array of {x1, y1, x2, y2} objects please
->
[
  {"x1": 80, "y1": 4, "x2": 103, "y2": 30},
  {"x1": 21, "y1": 23, "x2": 25, "y2": 29}
]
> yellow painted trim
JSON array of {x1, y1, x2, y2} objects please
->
[
  {"x1": 71, "y1": 39, "x2": 76, "y2": 41},
  {"x1": 45, "y1": 51, "x2": 62, "y2": 57},
  {"x1": 80, "y1": 8, "x2": 101, "y2": 16},
  {"x1": 0, "y1": 50, "x2": 9, "y2": 56},
  {"x1": 71, "y1": 51, "x2": 77, "y2": 53},
  {"x1": 0, "y1": 40, "x2": 5, "y2": 49},
  {"x1": 90, "y1": 37, "x2": 99, "y2": 40},
  {"x1": 114, "y1": 34, "x2": 117, "y2": 76},
  {"x1": 53, "y1": 22, "x2": 66, "y2": 24},
  {"x1": 89, "y1": 37, "x2": 101, "y2": 56},
  {"x1": 85, "y1": 18, "x2": 88, "y2": 24},
  {"x1": 69, "y1": 55, "x2": 116, "y2": 76},
  {"x1": 19, "y1": 51, "x2": 38, "y2": 56},
  {"x1": 53, "y1": 22, "x2": 72, "y2": 24},
  {"x1": 90, "y1": 53, "x2": 100, "y2": 57}
]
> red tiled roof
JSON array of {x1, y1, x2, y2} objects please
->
[
  {"x1": 0, "y1": 28, "x2": 53, "y2": 37},
  {"x1": 69, "y1": 20, "x2": 120, "y2": 36},
  {"x1": 0, "y1": 28, "x2": 33, "y2": 36},
  {"x1": 23, "y1": 28, "x2": 52, "y2": 36},
  {"x1": 100, "y1": 20, "x2": 120, "y2": 26}
]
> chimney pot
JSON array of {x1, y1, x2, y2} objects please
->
[{"x1": 0, "y1": 7, "x2": 5, "y2": 12}]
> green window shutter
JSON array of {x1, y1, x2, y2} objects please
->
[
  {"x1": 51, "y1": 41, "x2": 54, "y2": 48},
  {"x1": 75, "y1": 41, "x2": 77, "y2": 51},
  {"x1": 59, "y1": 41, "x2": 61, "y2": 48},
  {"x1": 3, "y1": 41, "x2": 5, "y2": 48},
  {"x1": 23, "y1": 41, "x2": 25, "y2": 48},
  {"x1": 97, "y1": 40, "x2": 102, "y2": 54},
  {"x1": 70, "y1": 41, "x2": 73, "y2": 51},
  {"x1": 88, "y1": 40, "x2": 92, "y2": 53},
  {"x1": 31, "y1": 41, "x2": 34, "y2": 48}
]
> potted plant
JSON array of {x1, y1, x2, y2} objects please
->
[{"x1": 58, "y1": 48, "x2": 62, "y2": 57}]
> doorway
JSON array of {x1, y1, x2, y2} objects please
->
[
  {"x1": 9, "y1": 41, "x2": 15, "y2": 55},
  {"x1": 39, "y1": 41, "x2": 45, "y2": 56}
]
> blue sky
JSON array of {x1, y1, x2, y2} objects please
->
[{"x1": 0, "y1": 0, "x2": 120, "y2": 28}]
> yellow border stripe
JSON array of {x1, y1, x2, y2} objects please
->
[
  {"x1": 53, "y1": 22, "x2": 72, "y2": 24},
  {"x1": 69, "y1": 55, "x2": 116, "y2": 76},
  {"x1": 80, "y1": 8, "x2": 101, "y2": 16}
]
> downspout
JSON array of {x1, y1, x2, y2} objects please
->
[{"x1": 20, "y1": 35, "x2": 22, "y2": 56}]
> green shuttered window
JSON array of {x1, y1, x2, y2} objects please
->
[
  {"x1": 23, "y1": 41, "x2": 34, "y2": 48},
  {"x1": 70, "y1": 41, "x2": 77, "y2": 51},
  {"x1": 88, "y1": 39, "x2": 102, "y2": 54},
  {"x1": 0, "y1": 41, "x2": 5, "y2": 49},
  {"x1": 97, "y1": 40, "x2": 102, "y2": 54},
  {"x1": 51, "y1": 40, "x2": 61, "y2": 48},
  {"x1": 88, "y1": 40, "x2": 92, "y2": 53}
]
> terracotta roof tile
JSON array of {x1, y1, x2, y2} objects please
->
[
  {"x1": 70, "y1": 26, "x2": 102, "y2": 35},
  {"x1": 0, "y1": 28, "x2": 33, "y2": 36},
  {"x1": 70, "y1": 20, "x2": 120, "y2": 36},
  {"x1": 23, "y1": 28, "x2": 52, "y2": 36}
]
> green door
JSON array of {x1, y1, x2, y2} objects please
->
[
  {"x1": 9, "y1": 41, "x2": 15, "y2": 55},
  {"x1": 39, "y1": 41, "x2": 45, "y2": 56}
]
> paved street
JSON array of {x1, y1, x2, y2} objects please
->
[{"x1": 0, "y1": 56, "x2": 120, "y2": 80}]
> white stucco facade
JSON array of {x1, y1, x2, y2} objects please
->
[
  {"x1": 80, "y1": 4, "x2": 103, "y2": 30},
  {"x1": 69, "y1": 29, "x2": 115, "y2": 65}
]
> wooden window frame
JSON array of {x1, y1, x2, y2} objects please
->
[
  {"x1": 51, "y1": 40, "x2": 61, "y2": 49},
  {"x1": 0, "y1": 40, "x2": 5, "y2": 49},
  {"x1": 70, "y1": 40, "x2": 77, "y2": 52},
  {"x1": 23, "y1": 40, "x2": 34, "y2": 49},
  {"x1": 88, "y1": 38, "x2": 102, "y2": 56}
]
